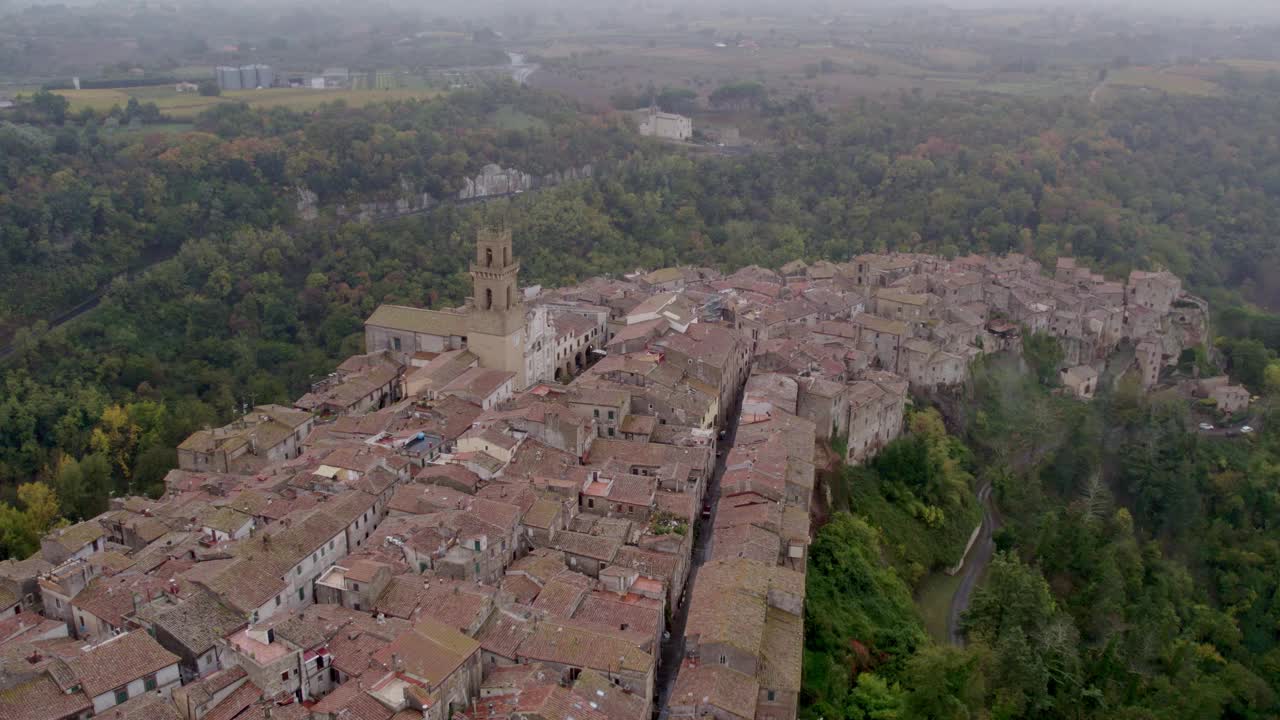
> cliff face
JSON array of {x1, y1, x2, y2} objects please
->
[
  {"x1": 296, "y1": 163, "x2": 595, "y2": 222},
  {"x1": 458, "y1": 163, "x2": 594, "y2": 200}
]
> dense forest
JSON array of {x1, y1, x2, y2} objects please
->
[
  {"x1": 804, "y1": 357, "x2": 1280, "y2": 719},
  {"x1": 4, "y1": 75, "x2": 1280, "y2": 716}
]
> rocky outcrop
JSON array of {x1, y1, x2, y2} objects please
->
[
  {"x1": 458, "y1": 163, "x2": 593, "y2": 200},
  {"x1": 295, "y1": 187, "x2": 320, "y2": 221},
  {"x1": 334, "y1": 192, "x2": 436, "y2": 224},
  {"x1": 298, "y1": 163, "x2": 594, "y2": 223}
]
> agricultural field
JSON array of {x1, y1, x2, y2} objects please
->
[
  {"x1": 1219, "y1": 58, "x2": 1280, "y2": 75},
  {"x1": 1105, "y1": 66, "x2": 1224, "y2": 96},
  {"x1": 53, "y1": 86, "x2": 443, "y2": 119}
]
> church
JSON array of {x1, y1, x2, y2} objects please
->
[{"x1": 363, "y1": 225, "x2": 556, "y2": 390}]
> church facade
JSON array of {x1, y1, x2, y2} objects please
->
[{"x1": 363, "y1": 226, "x2": 555, "y2": 390}]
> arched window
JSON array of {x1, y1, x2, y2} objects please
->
[
  {"x1": 485, "y1": 248, "x2": 493, "y2": 267},
  {"x1": 485, "y1": 288, "x2": 493, "y2": 310}
]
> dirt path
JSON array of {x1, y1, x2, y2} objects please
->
[{"x1": 947, "y1": 479, "x2": 1000, "y2": 645}]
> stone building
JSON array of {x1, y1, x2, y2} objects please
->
[
  {"x1": 636, "y1": 106, "x2": 692, "y2": 141},
  {"x1": 365, "y1": 226, "x2": 557, "y2": 391}
]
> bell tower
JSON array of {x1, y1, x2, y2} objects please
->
[{"x1": 471, "y1": 226, "x2": 520, "y2": 313}]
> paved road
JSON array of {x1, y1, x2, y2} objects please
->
[
  {"x1": 654, "y1": 391, "x2": 744, "y2": 713},
  {"x1": 947, "y1": 480, "x2": 999, "y2": 646},
  {"x1": 507, "y1": 52, "x2": 539, "y2": 85},
  {"x1": 1198, "y1": 416, "x2": 1260, "y2": 438}
]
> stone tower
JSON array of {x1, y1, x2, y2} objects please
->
[
  {"x1": 471, "y1": 225, "x2": 520, "y2": 314},
  {"x1": 467, "y1": 225, "x2": 530, "y2": 385}
]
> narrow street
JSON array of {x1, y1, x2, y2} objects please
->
[{"x1": 653, "y1": 388, "x2": 745, "y2": 714}]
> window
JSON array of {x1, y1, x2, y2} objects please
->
[
  {"x1": 281, "y1": 671, "x2": 290, "y2": 681},
  {"x1": 351, "y1": 583, "x2": 359, "y2": 591},
  {"x1": 298, "y1": 587, "x2": 305, "y2": 601},
  {"x1": 144, "y1": 675, "x2": 157, "y2": 692},
  {"x1": 607, "y1": 411, "x2": 615, "y2": 420},
  {"x1": 719, "y1": 655, "x2": 727, "y2": 665},
  {"x1": 275, "y1": 595, "x2": 281, "y2": 607},
  {"x1": 473, "y1": 540, "x2": 481, "y2": 550},
  {"x1": 296, "y1": 567, "x2": 302, "y2": 576},
  {"x1": 115, "y1": 688, "x2": 129, "y2": 705},
  {"x1": 607, "y1": 428, "x2": 615, "y2": 437},
  {"x1": 767, "y1": 690, "x2": 776, "y2": 702},
  {"x1": 392, "y1": 337, "x2": 402, "y2": 351},
  {"x1": 329, "y1": 540, "x2": 335, "y2": 550},
  {"x1": 593, "y1": 409, "x2": 600, "y2": 418}
]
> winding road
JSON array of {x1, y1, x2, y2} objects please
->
[
  {"x1": 507, "y1": 52, "x2": 539, "y2": 85},
  {"x1": 947, "y1": 479, "x2": 1000, "y2": 646}
]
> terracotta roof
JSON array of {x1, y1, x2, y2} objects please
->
[
  {"x1": 517, "y1": 622, "x2": 653, "y2": 675},
  {"x1": 366, "y1": 304, "x2": 468, "y2": 337},
  {"x1": 106, "y1": 690, "x2": 184, "y2": 720},
  {"x1": 373, "y1": 617, "x2": 479, "y2": 688},
  {"x1": 530, "y1": 578, "x2": 586, "y2": 618},
  {"x1": 571, "y1": 669, "x2": 648, "y2": 720},
  {"x1": 202, "y1": 677, "x2": 262, "y2": 720},
  {"x1": 552, "y1": 531, "x2": 621, "y2": 563},
  {"x1": 67, "y1": 631, "x2": 179, "y2": 698},
  {"x1": 500, "y1": 574, "x2": 542, "y2": 604},
  {"x1": 670, "y1": 664, "x2": 759, "y2": 719},
  {"x1": 310, "y1": 681, "x2": 392, "y2": 720},
  {"x1": 45, "y1": 521, "x2": 104, "y2": 551},
  {"x1": 514, "y1": 684, "x2": 608, "y2": 720},
  {"x1": 140, "y1": 587, "x2": 244, "y2": 656},
  {"x1": 759, "y1": 606, "x2": 803, "y2": 692},
  {"x1": 175, "y1": 666, "x2": 246, "y2": 709},
  {"x1": 475, "y1": 611, "x2": 534, "y2": 661},
  {"x1": 0, "y1": 674, "x2": 91, "y2": 720}
]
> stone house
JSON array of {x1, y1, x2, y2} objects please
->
[
  {"x1": 1210, "y1": 384, "x2": 1250, "y2": 416},
  {"x1": 1060, "y1": 365, "x2": 1098, "y2": 400},
  {"x1": 177, "y1": 405, "x2": 314, "y2": 474},
  {"x1": 69, "y1": 631, "x2": 182, "y2": 714}
]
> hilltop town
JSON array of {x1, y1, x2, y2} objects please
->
[{"x1": 0, "y1": 229, "x2": 1218, "y2": 720}]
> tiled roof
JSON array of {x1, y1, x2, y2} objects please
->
[
  {"x1": 551, "y1": 531, "x2": 621, "y2": 563},
  {"x1": 366, "y1": 304, "x2": 467, "y2": 337},
  {"x1": 670, "y1": 664, "x2": 759, "y2": 719},
  {"x1": 175, "y1": 666, "x2": 246, "y2": 708},
  {"x1": 66, "y1": 631, "x2": 179, "y2": 698},
  {"x1": 517, "y1": 622, "x2": 653, "y2": 675},
  {"x1": 372, "y1": 617, "x2": 479, "y2": 688},
  {"x1": 475, "y1": 610, "x2": 534, "y2": 660},
  {"x1": 202, "y1": 680, "x2": 262, "y2": 720},
  {"x1": 104, "y1": 690, "x2": 184, "y2": 720},
  {"x1": 571, "y1": 669, "x2": 648, "y2": 720},
  {"x1": 759, "y1": 606, "x2": 803, "y2": 692},
  {"x1": 0, "y1": 674, "x2": 91, "y2": 720},
  {"x1": 514, "y1": 684, "x2": 608, "y2": 720},
  {"x1": 500, "y1": 574, "x2": 542, "y2": 604},
  {"x1": 530, "y1": 578, "x2": 586, "y2": 618},
  {"x1": 46, "y1": 520, "x2": 104, "y2": 551},
  {"x1": 142, "y1": 588, "x2": 244, "y2": 656}
]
